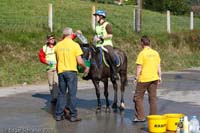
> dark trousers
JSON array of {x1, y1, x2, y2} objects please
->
[
  {"x1": 133, "y1": 80, "x2": 158, "y2": 120},
  {"x1": 104, "y1": 45, "x2": 118, "y2": 78},
  {"x1": 55, "y1": 71, "x2": 78, "y2": 118}
]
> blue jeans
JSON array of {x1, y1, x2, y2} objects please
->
[{"x1": 55, "y1": 71, "x2": 78, "y2": 118}]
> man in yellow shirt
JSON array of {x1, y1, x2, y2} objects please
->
[
  {"x1": 133, "y1": 35, "x2": 161, "y2": 122},
  {"x1": 54, "y1": 27, "x2": 89, "y2": 122}
]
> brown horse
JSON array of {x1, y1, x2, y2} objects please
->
[{"x1": 80, "y1": 44, "x2": 128, "y2": 112}]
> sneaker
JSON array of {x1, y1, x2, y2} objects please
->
[
  {"x1": 69, "y1": 117, "x2": 82, "y2": 122},
  {"x1": 55, "y1": 115, "x2": 65, "y2": 121},
  {"x1": 132, "y1": 118, "x2": 146, "y2": 122}
]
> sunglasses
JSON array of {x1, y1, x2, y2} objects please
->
[{"x1": 49, "y1": 38, "x2": 54, "y2": 40}]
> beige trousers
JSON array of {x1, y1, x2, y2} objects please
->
[{"x1": 47, "y1": 69, "x2": 58, "y2": 100}]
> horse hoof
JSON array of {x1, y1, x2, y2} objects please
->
[
  {"x1": 96, "y1": 107, "x2": 101, "y2": 113},
  {"x1": 119, "y1": 106, "x2": 125, "y2": 111},
  {"x1": 119, "y1": 103, "x2": 125, "y2": 110},
  {"x1": 113, "y1": 108, "x2": 118, "y2": 113},
  {"x1": 112, "y1": 103, "x2": 118, "y2": 109},
  {"x1": 105, "y1": 107, "x2": 111, "y2": 113}
]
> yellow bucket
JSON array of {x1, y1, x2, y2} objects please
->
[
  {"x1": 147, "y1": 115, "x2": 167, "y2": 133},
  {"x1": 164, "y1": 113, "x2": 184, "y2": 131}
]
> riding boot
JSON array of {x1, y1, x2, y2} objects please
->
[{"x1": 111, "y1": 65, "x2": 119, "y2": 81}]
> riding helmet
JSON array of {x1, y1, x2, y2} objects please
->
[{"x1": 93, "y1": 10, "x2": 106, "y2": 18}]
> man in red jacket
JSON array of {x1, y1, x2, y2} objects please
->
[{"x1": 38, "y1": 34, "x2": 59, "y2": 104}]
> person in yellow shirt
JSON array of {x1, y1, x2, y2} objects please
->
[
  {"x1": 54, "y1": 27, "x2": 89, "y2": 122},
  {"x1": 133, "y1": 35, "x2": 161, "y2": 122}
]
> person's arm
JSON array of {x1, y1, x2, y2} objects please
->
[
  {"x1": 38, "y1": 48, "x2": 47, "y2": 64},
  {"x1": 158, "y1": 64, "x2": 162, "y2": 84},
  {"x1": 103, "y1": 24, "x2": 113, "y2": 40},
  {"x1": 76, "y1": 56, "x2": 89, "y2": 73},
  {"x1": 135, "y1": 64, "x2": 142, "y2": 81}
]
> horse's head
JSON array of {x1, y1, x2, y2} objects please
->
[
  {"x1": 80, "y1": 43, "x2": 99, "y2": 61},
  {"x1": 80, "y1": 43, "x2": 104, "y2": 78},
  {"x1": 80, "y1": 44, "x2": 91, "y2": 60}
]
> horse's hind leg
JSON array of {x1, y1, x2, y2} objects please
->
[
  {"x1": 103, "y1": 79, "x2": 110, "y2": 112},
  {"x1": 119, "y1": 70, "x2": 127, "y2": 111},
  {"x1": 92, "y1": 80, "x2": 101, "y2": 112}
]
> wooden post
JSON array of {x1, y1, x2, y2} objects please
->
[
  {"x1": 190, "y1": 11, "x2": 194, "y2": 30},
  {"x1": 48, "y1": 3, "x2": 53, "y2": 32},
  {"x1": 139, "y1": 0, "x2": 142, "y2": 32},
  {"x1": 135, "y1": 0, "x2": 142, "y2": 32},
  {"x1": 133, "y1": 7, "x2": 136, "y2": 32},
  {"x1": 91, "y1": 5, "x2": 95, "y2": 31},
  {"x1": 133, "y1": 6, "x2": 140, "y2": 32},
  {"x1": 167, "y1": 10, "x2": 171, "y2": 34}
]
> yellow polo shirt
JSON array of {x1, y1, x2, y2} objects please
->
[
  {"x1": 136, "y1": 47, "x2": 160, "y2": 82},
  {"x1": 54, "y1": 38, "x2": 83, "y2": 74}
]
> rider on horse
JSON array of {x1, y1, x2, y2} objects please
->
[{"x1": 93, "y1": 10, "x2": 119, "y2": 81}]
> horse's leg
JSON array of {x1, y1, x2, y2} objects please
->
[
  {"x1": 92, "y1": 80, "x2": 101, "y2": 112},
  {"x1": 103, "y1": 79, "x2": 110, "y2": 112},
  {"x1": 119, "y1": 70, "x2": 127, "y2": 110},
  {"x1": 112, "y1": 80, "x2": 118, "y2": 109}
]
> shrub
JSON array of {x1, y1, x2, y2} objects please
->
[
  {"x1": 143, "y1": 0, "x2": 191, "y2": 15},
  {"x1": 143, "y1": 0, "x2": 165, "y2": 12},
  {"x1": 164, "y1": 0, "x2": 191, "y2": 15}
]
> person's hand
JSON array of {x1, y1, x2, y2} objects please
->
[
  {"x1": 47, "y1": 61, "x2": 55, "y2": 66},
  {"x1": 93, "y1": 36, "x2": 104, "y2": 44},
  {"x1": 84, "y1": 67, "x2": 90, "y2": 74},
  {"x1": 133, "y1": 77, "x2": 138, "y2": 85},
  {"x1": 158, "y1": 78, "x2": 162, "y2": 85},
  {"x1": 76, "y1": 30, "x2": 82, "y2": 34},
  {"x1": 83, "y1": 67, "x2": 90, "y2": 77},
  {"x1": 93, "y1": 36, "x2": 101, "y2": 43}
]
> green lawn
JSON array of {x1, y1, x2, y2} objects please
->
[{"x1": 0, "y1": 0, "x2": 200, "y2": 86}]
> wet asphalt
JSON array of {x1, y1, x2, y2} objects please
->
[{"x1": 0, "y1": 68, "x2": 200, "y2": 133}]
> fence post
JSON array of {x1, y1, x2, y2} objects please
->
[
  {"x1": 133, "y1": 7, "x2": 136, "y2": 32},
  {"x1": 48, "y1": 3, "x2": 53, "y2": 32},
  {"x1": 133, "y1": 6, "x2": 140, "y2": 32},
  {"x1": 91, "y1": 5, "x2": 95, "y2": 31},
  {"x1": 137, "y1": 0, "x2": 142, "y2": 32},
  {"x1": 190, "y1": 11, "x2": 194, "y2": 30},
  {"x1": 167, "y1": 10, "x2": 171, "y2": 34}
]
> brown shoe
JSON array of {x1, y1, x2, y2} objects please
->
[{"x1": 132, "y1": 118, "x2": 146, "y2": 122}]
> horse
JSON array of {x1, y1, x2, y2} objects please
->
[{"x1": 80, "y1": 44, "x2": 128, "y2": 112}]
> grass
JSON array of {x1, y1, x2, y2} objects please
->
[{"x1": 0, "y1": 0, "x2": 200, "y2": 86}]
